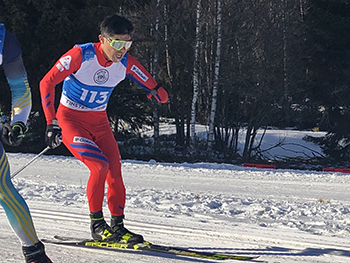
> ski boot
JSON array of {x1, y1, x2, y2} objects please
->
[
  {"x1": 111, "y1": 215, "x2": 144, "y2": 244},
  {"x1": 90, "y1": 211, "x2": 117, "y2": 242},
  {"x1": 22, "y1": 241, "x2": 53, "y2": 263}
]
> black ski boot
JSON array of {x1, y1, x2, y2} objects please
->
[
  {"x1": 111, "y1": 215, "x2": 144, "y2": 244},
  {"x1": 90, "y1": 211, "x2": 116, "y2": 242},
  {"x1": 22, "y1": 241, "x2": 53, "y2": 263}
]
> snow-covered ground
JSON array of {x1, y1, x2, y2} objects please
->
[
  {"x1": 1, "y1": 141, "x2": 350, "y2": 262},
  {"x1": 0, "y1": 148, "x2": 350, "y2": 263}
]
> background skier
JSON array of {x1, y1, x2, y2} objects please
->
[{"x1": 0, "y1": 23, "x2": 52, "y2": 263}]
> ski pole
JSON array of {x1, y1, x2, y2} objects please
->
[{"x1": 11, "y1": 146, "x2": 51, "y2": 179}]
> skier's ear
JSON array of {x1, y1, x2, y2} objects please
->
[{"x1": 98, "y1": 34, "x2": 105, "y2": 43}]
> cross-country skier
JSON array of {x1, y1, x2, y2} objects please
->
[
  {"x1": 0, "y1": 23, "x2": 53, "y2": 263},
  {"x1": 40, "y1": 14, "x2": 168, "y2": 243}
]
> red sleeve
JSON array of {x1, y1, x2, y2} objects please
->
[
  {"x1": 125, "y1": 54, "x2": 158, "y2": 91},
  {"x1": 125, "y1": 54, "x2": 168, "y2": 103},
  {"x1": 39, "y1": 46, "x2": 82, "y2": 125}
]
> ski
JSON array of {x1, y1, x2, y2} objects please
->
[{"x1": 42, "y1": 235, "x2": 259, "y2": 261}]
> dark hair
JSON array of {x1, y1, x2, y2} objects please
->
[{"x1": 100, "y1": 15, "x2": 134, "y2": 36}]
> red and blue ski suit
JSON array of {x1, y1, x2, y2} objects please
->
[{"x1": 40, "y1": 42, "x2": 167, "y2": 216}]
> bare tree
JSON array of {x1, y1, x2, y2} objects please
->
[
  {"x1": 152, "y1": 0, "x2": 161, "y2": 142},
  {"x1": 208, "y1": 0, "x2": 222, "y2": 149},
  {"x1": 190, "y1": 0, "x2": 202, "y2": 143}
]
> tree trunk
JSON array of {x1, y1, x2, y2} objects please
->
[
  {"x1": 208, "y1": 0, "x2": 222, "y2": 149},
  {"x1": 152, "y1": 0, "x2": 161, "y2": 152},
  {"x1": 190, "y1": 0, "x2": 202, "y2": 144},
  {"x1": 282, "y1": 0, "x2": 290, "y2": 127}
]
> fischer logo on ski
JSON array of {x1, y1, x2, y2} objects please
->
[{"x1": 41, "y1": 235, "x2": 260, "y2": 261}]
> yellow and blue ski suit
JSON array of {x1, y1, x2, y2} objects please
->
[{"x1": 0, "y1": 23, "x2": 38, "y2": 247}]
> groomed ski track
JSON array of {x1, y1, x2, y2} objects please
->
[
  {"x1": 0, "y1": 153, "x2": 349, "y2": 262},
  {"x1": 1, "y1": 206, "x2": 349, "y2": 262}
]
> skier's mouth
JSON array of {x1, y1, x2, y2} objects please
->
[{"x1": 113, "y1": 53, "x2": 123, "y2": 62}]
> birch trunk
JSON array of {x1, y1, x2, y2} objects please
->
[
  {"x1": 190, "y1": 0, "x2": 202, "y2": 143},
  {"x1": 299, "y1": 0, "x2": 304, "y2": 21},
  {"x1": 164, "y1": 4, "x2": 172, "y2": 83},
  {"x1": 208, "y1": 0, "x2": 222, "y2": 149}
]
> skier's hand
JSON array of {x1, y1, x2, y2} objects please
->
[
  {"x1": 1, "y1": 121, "x2": 27, "y2": 147},
  {"x1": 45, "y1": 119, "x2": 62, "y2": 149},
  {"x1": 147, "y1": 84, "x2": 168, "y2": 103}
]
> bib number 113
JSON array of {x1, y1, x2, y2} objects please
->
[{"x1": 80, "y1": 88, "x2": 109, "y2": 104}]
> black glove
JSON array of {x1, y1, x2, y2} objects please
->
[
  {"x1": 45, "y1": 120, "x2": 62, "y2": 149},
  {"x1": 1, "y1": 121, "x2": 26, "y2": 147}
]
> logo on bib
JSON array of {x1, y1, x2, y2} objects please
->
[{"x1": 94, "y1": 69, "x2": 109, "y2": 84}]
